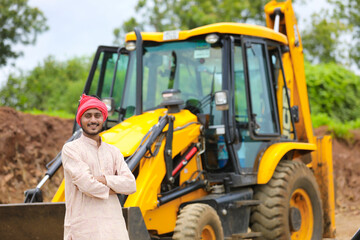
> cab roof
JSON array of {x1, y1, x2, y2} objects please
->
[{"x1": 125, "y1": 22, "x2": 288, "y2": 45}]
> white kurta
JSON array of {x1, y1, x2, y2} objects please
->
[{"x1": 62, "y1": 133, "x2": 136, "y2": 240}]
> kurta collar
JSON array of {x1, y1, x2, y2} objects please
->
[{"x1": 80, "y1": 133, "x2": 103, "y2": 147}]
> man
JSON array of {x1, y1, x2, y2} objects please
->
[{"x1": 62, "y1": 94, "x2": 136, "y2": 240}]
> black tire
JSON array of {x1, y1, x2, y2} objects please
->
[
  {"x1": 250, "y1": 160, "x2": 323, "y2": 240},
  {"x1": 173, "y1": 203, "x2": 224, "y2": 240}
]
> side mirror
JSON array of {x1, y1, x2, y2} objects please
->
[
  {"x1": 102, "y1": 97, "x2": 115, "y2": 116},
  {"x1": 215, "y1": 90, "x2": 229, "y2": 111}
]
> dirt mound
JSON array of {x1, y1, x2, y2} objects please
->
[
  {"x1": 0, "y1": 107, "x2": 359, "y2": 212},
  {"x1": 0, "y1": 107, "x2": 73, "y2": 203},
  {"x1": 333, "y1": 131, "x2": 360, "y2": 210}
]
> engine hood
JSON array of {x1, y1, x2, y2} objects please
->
[{"x1": 100, "y1": 108, "x2": 198, "y2": 157}]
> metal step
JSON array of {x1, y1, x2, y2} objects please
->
[
  {"x1": 225, "y1": 232, "x2": 262, "y2": 240},
  {"x1": 233, "y1": 199, "x2": 261, "y2": 208}
]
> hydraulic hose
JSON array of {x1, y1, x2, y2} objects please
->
[{"x1": 127, "y1": 115, "x2": 169, "y2": 171}]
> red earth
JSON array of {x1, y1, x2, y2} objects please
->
[
  {"x1": 0, "y1": 107, "x2": 359, "y2": 238},
  {"x1": 0, "y1": 107, "x2": 72, "y2": 203}
]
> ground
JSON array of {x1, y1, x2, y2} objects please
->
[
  {"x1": 0, "y1": 107, "x2": 359, "y2": 238},
  {"x1": 0, "y1": 107, "x2": 71, "y2": 203}
]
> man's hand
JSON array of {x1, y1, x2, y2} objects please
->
[
  {"x1": 95, "y1": 175, "x2": 117, "y2": 195},
  {"x1": 94, "y1": 175, "x2": 107, "y2": 185}
]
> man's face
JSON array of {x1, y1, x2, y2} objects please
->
[{"x1": 81, "y1": 108, "x2": 104, "y2": 136}]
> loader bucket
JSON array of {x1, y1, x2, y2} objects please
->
[
  {"x1": 0, "y1": 203, "x2": 150, "y2": 240},
  {"x1": 0, "y1": 202, "x2": 65, "y2": 239}
]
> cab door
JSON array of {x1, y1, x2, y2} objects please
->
[{"x1": 232, "y1": 39, "x2": 281, "y2": 173}]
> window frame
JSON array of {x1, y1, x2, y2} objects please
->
[
  {"x1": 241, "y1": 37, "x2": 281, "y2": 140},
  {"x1": 268, "y1": 44, "x2": 298, "y2": 140}
]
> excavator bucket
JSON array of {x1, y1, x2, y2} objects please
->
[{"x1": 0, "y1": 203, "x2": 150, "y2": 240}]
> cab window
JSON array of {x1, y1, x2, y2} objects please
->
[{"x1": 246, "y1": 42, "x2": 279, "y2": 136}]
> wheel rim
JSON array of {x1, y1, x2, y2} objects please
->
[
  {"x1": 290, "y1": 188, "x2": 314, "y2": 240},
  {"x1": 201, "y1": 225, "x2": 216, "y2": 240}
]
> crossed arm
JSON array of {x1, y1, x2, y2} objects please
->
[
  {"x1": 62, "y1": 144, "x2": 136, "y2": 199},
  {"x1": 94, "y1": 175, "x2": 116, "y2": 195}
]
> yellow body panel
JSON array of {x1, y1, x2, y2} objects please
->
[
  {"x1": 101, "y1": 109, "x2": 167, "y2": 157},
  {"x1": 126, "y1": 22, "x2": 288, "y2": 44},
  {"x1": 51, "y1": 179, "x2": 65, "y2": 202},
  {"x1": 257, "y1": 142, "x2": 316, "y2": 184},
  {"x1": 311, "y1": 136, "x2": 336, "y2": 238},
  {"x1": 179, "y1": 153, "x2": 202, "y2": 186},
  {"x1": 144, "y1": 189, "x2": 208, "y2": 234},
  {"x1": 143, "y1": 147, "x2": 207, "y2": 234},
  {"x1": 123, "y1": 109, "x2": 203, "y2": 234},
  {"x1": 143, "y1": 146, "x2": 206, "y2": 234}
]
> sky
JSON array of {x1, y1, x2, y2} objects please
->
[
  {"x1": 0, "y1": 0, "x2": 137, "y2": 86},
  {"x1": 0, "y1": 0, "x2": 329, "y2": 87}
]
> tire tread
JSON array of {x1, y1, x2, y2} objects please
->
[{"x1": 250, "y1": 160, "x2": 323, "y2": 240}]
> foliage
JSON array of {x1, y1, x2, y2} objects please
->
[
  {"x1": 305, "y1": 58, "x2": 360, "y2": 142},
  {"x1": 302, "y1": 10, "x2": 347, "y2": 64},
  {"x1": 114, "y1": 0, "x2": 358, "y2": 72},
  {"x1": 327, "y1": 0, "x2": 360, "y2": 68},
  {"x1": 301, "y1": 0, "x2": 360, "y2": 68},
  {"x1": 113, "y1": 17, "x2": 139, "y2": 45},
  {"x1": 0, "y1": 0, "x2": 48, "y2": 66},
  {"x1": 0, "y1": 56, "x2": 91, "y2": 114},
  {"x1": 113, "y1": 0, "x2": 270, "y2": 44},
  {"x1": 24, "y1": 109, "x2": 74, "y2": 119},
  {"x1": 312, "y1": 113, "x2": 360, "y2": 141},
  {"x1": 305, "y1": 60, "x2": 360, "y2": 122}
]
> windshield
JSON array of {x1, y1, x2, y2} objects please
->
[
  {"x1": 122, "y1": 38, "x2": 223, "y2": 125},
  {"x1": 86, "y1": 49, "x2": 129, "y2": 124},
  {"x1": 88, "y1": 51, "x2": 127, "y2": 108}
]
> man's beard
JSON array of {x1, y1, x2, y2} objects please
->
[{"x1": 82, "y1": 123, "x2": 102, "y2": 136}]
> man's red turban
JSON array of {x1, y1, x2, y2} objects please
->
[{"x1": 76, "y1": 94, "x2": 108, "y2": 126}]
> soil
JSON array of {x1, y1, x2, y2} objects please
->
[
  {"x1": 0, "y1": 107, "x2": 73, "y2": 203},
  {"x1": 0, "y1": 107, "x2": 359, "y2": 238}
]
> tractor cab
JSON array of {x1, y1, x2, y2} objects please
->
[{"x1": 122, "y1": 25, "x2": 296, "y2": 187}]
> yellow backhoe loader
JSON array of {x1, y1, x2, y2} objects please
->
[{"x1": 1, "y1": 0, "x2": 336, "y2": 239}]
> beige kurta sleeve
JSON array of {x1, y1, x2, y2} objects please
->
[
  {"x1": 62, "y1": 144, "x2": 110, "y2": 199},
  {"x1": 104, "y1": 149, "x2": 136, "y2": 195}
]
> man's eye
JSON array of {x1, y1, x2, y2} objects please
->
[{"x1": 95, "y1": 114, "x2": 102, "y2": 118}]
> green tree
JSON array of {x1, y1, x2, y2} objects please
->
[
  {"x1": 305, "y1": 60, "x2": 360, "y2": 122},
  {"x1": 0, "y1": 0, "x2": 48, "y2": 66},
  {"x1": 113, "y1": 17, "x2": 139, "y2": 45},
  {"x1": 113, "y1": 0, "x2": 270, "y2": 44},
  {"x1": 328, "y1": 0, "x2": 360, "y2": 68},
  {"x1": 300, "y1": 0, "x2": 360, "y2": 68},
  {"x1": 115, "y1": 0, "x2": 359, "y2": 71},
  {"x1": 302, "y1": 10, "x2": 347, "y2": 64},
  {"x1": 0, "y1": 56, "x2": 91, "y2": 114}
]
